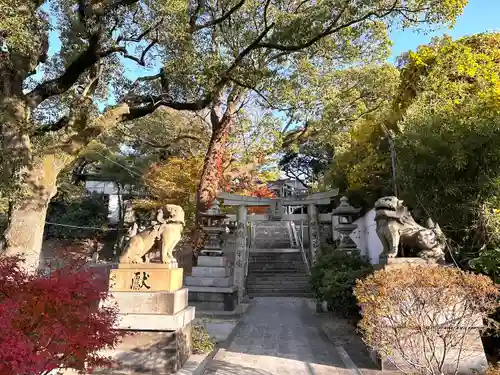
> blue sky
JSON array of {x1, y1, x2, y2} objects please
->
[{"x1": 389, "y1": 0, "x2": 500, "y2": 61}]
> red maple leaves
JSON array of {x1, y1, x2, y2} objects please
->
[
  {"x1": 248, "y1": 185, "x2": 276, "y2": 214},
  {"x1": 0, "y1": 256, "x2": 126, "y2": 375}
]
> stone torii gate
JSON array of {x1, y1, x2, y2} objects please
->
[{"x1": 216, "y1": 190, "x2": 338, "y2": 303}]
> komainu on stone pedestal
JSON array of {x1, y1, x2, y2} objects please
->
[
  {"x1": 119, "y1": 204, "x2": 185, "y2": 264},
  {"x1": 374, "y1": 196, "x2": 446, "y2": 262}
]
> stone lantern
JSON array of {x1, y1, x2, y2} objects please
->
[
  {"x1": 185, "y1": 200, "x2": 237, "y2": 312},
  {"x1": 332, "y1": 196, "x2": 361, "y2": 250},
  {"x1": 199, "y1": 200, "x2": 229, "y2": 256}
]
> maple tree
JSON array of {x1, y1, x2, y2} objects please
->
[
  {"x1": 247, "y1": 185, "x2": 276, "y2": 215},
  {"x1": 0, "y1": 255, "x2": 125, "y2": 375}
]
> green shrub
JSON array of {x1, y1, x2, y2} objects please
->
[
  {"x1": 45, "y1": 194, "x2": 109, "y2": 239},
  {"x1": 191, "y1": 324, "x2": 215, "y2": 354},
  {"x1": 309, "y1": 246, "x2": 373, "y2": 317}
]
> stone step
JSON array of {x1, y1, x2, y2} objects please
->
[
  {"x1": 252, "y1": 235, "x2": 290, "y2": 239},
  {"x1": 247, "y1": 273, "x2": 310, "y2": 279},
  {"x1": 191, "y1": 266, "x2": 231, "y2": 278},
  {"x1": 246, "y1": 287, "x2": 310, "y2": 292},
  {"x1": 184, "y1": 275, "x2": 234, "y2": 287},
  {"x1": 246, "y1": 292, "x2": 310, "y2": 297},
  {"x1": 248, "y1": 267, "x2": 307, "y2": 276},
  {"x1": 249, "y1": 254, "x2": 304, "y2": 262},
  {"x1": 248, "y1": 260, "x2": 306, "y2": 265},
  {"x1": 246, "y1": 277, "x2": 310, "y2": 283},
  {"x1": 248, "y1": 264, "x2": 306, "y2": 269},
  {"x1": 246, "y1": 279, "x2": 309, "y2": 284},
  {"x1": 197, "y1": 256, "x2": 229, "y2": 268},
  {"x1": 189, "y1": 301, "x2": 235, "y2": 312},
  {"x1": 246, "y1": 285, "x2": 309, "y2": 290},
  {"x1": 248, "y1": 269, "x2": 307, "y2": 274},
  {"x1": 247, "y1": 277, "x2": 309, "y2": 282},
  {"x1": 247, "y1": 275, "x2": 309, "y2": 280},
  {"x1": 247, "y1": 282, "x2": 309, "y2": 287},
  {"x1": 249, "y1": 248, "x2": 300, "y2": 253},
  {"x1": 247, "y1": 288, "x2": 309, "y2": 293},
  {"x1": 247, "y1": 292, "x2": 312, "y2": 297},
  {"x1": 251, "y1": 244, "x2": 293, "y2": 248},
  {"x1": 188, "y1": 290, "x2": 237, "y2": 312},
  {"x1": 253, "y1": 234, "x2": 290, "y2": 238}
]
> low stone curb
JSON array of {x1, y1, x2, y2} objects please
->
[
  {"x1": 319, "y1": 323, "x2": 363, "y2": 375},
  {"x1": 175, "y1": 352, "x2": 212, "y2": 375},
  {"x1": 176, "y1": 300, "x2": 255, "y2": 375}
]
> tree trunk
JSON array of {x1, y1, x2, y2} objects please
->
[
  {"x1": 196, "y1": 122, "x2": 230, "y2": 214},
  {"x1": 192, "y1": 116, "x2": 233, "y2": 256},
  {"x1": 1, "y1": 103, "x2": 130, "y2": 272},
  {"x1": 2, "y1": 155, "x2": 64, "y2": 270}
]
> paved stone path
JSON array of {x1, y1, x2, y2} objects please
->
[{"x1": 203, "y1": 297, "x2": 358, "y2": 375}]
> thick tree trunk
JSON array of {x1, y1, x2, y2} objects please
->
[
  {"x1": 1, "y1": 103, "x2": 130, "y2": 272},
  {"x1": 192, "y1": 90, "x2": 243, "y2": 257},
  {"x1": 192, "y1": 116, "x2": 232, "y2": 256},
  {"x1": 2, "y1": 155, "x2": 63, "y2": 270},
  {"x1": 196, "y1": 122, "x2": 230, "y2": 213}
]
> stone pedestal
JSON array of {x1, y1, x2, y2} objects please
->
[
  {"x1": 184, "y1": 255, "x2": 237, "y2": 312},
  {"x1": 367, "y1": 258, "x2": 488, "y2": 374},
  {"x1": 91, "y1": 324, "x2": 192, "y2": 374},
  {"x1": 103, "y1": 263, "x2": 194, "y2": 373},
  {"x1": 109, "y1": 263, "x2": 183, "y2": 292}
]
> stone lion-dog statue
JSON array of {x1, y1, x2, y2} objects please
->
[
  {"x1": 119, "y1": 204, "x2": 185, "y2": 264},
  {"x1": 374, "y1": 196, "x2": 445, "y2": 261}
]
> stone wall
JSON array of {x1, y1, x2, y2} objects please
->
[{"x1": 350, "y1": 209, "x2": 383, "y2": 264}]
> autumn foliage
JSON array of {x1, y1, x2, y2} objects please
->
[
  {"x1": 486, "y1": 365, "x2": 500, "y2": 375},
  {"x1": 354, "y1": 266, "x2": 500, "y2": 374},
  {"x1": 247, "y1": 185, "x2": 276, "y2": 214},
  {"x1": 0, "y1": 256, "x2": 125, "y2": 375}
]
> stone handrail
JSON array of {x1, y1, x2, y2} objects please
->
[{"x1": 291, "y1": 221, "x2": 310, "y2": 275}]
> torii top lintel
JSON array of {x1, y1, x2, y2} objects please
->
[{"x1": 216, "y1": 189, "x2": 339, "y2": 207}]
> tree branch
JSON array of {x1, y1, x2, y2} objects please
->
[
  {"x1": 33, "y1": 117, "x2": 71, "y2": 136},
  {"x1": 256, "y1": 1, "x2": 398, "y2": 52},
  {"x1": 190, "y1": 0, "x2": 246, "y2": 32},
  {"x1": 284, "y1": 167, "x2": 310, "y2": 189},
  {"x1": 215, "y1": 23, "x2": 274, "y2": 90},
  {"x1": 116, "y1": 125, "x2": 203, "y2": 149},
  {"x1": 123, "y1": 97, "x2": 213, "y2": 122},
  {"x1": 26, "y1": 34, "x2": 103, "y2": 108},
  {"x1": 230, "y1": 77, "x2": 295, "y2": 111},
  {"x1": 121, "y1": 39, "x2": 158, "y2": 66},
  {"x1": 189, "y1": 0, "x2": 205, "y2": 31},
  {"x1": 117, "y1": 18, "x2": 164, "y2": 43},
  {"x1": 103, "y1": 0, "x2": 139, "y2": 12},
  {"x1": 26, "y1": 0, "x2": 149, "y2": 108},
  {"x1": 59, "y1": 104, "x2": 131, "y2": 155},
  {"x1": 263, "y1": 0, "x2": 271, "y2": 28}
]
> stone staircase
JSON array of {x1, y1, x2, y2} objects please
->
[
  {"x1": 251, "y1": 221, "x2": 294, "y2": 249},
  {"x1": 245, "y1": 251, "x2": 311, "y2": 297}
]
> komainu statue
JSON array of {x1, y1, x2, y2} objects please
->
[
  {"x1": 119, "y1": 204, "x2": 185, "y2": 264},
  {"x1": 157, "y1": 204, "x2": 185, "y2": 262},
  {"x1": 374, "y1": 196, "x2": 445, "y2": 261}
]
